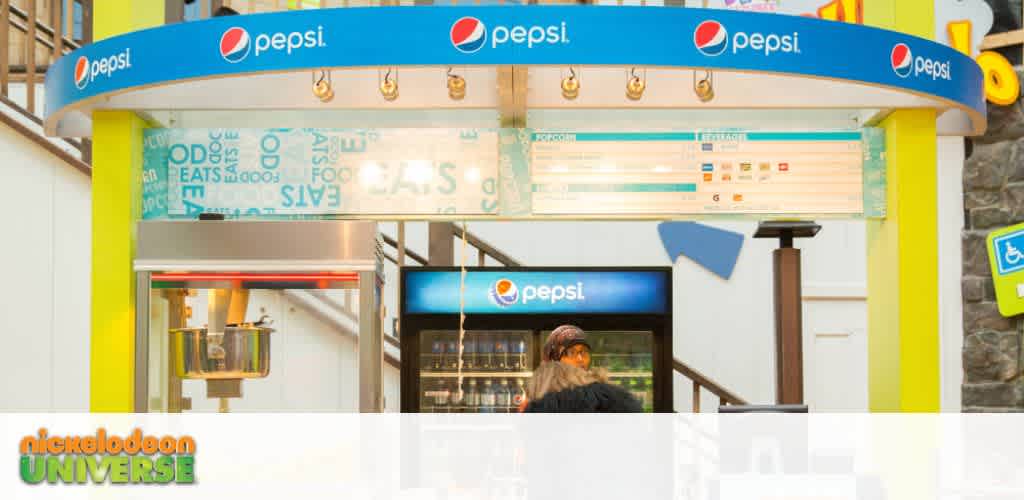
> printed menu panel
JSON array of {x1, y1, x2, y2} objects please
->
[
  {"x1": 530, "y1": 131, "x2": 865, "y2": 216},
  {"x1": 145, "y1": 128, "x2": 500, "y2": 217},
  {"x1": 142, "y1": 128, "x2": 879, "y2": 219}
]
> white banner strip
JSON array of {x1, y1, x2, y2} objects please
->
[{"x1": 3, "y1": 414, "x2": 1022, "y2": 500}]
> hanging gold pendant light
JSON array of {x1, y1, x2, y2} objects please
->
[
  {"x1": 626, "y1": 68, "x2": 646, "y2": 101},
  {"x1": 447, "y1": 67, "x2": 466, "y2": 101},
  {"x1": 561, "y1": 67, "x2": 580, "y2": 100}
]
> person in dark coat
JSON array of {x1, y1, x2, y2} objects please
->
[{"x1": 521, "y1": 325, "x2": 641, "y2": 413}]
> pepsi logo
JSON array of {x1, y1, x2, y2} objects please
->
[
  {"x1": 451, "y1": 17, "x2": 487, "y2": 54},
  {"x1": 694, "y1": 20, "x2": 729, "y2": 57},
  {"x1": 73, "y1": 56, "x2": 89, "y2": 89},
  {"x1": 489, "y1": 278, "x2": 519, "y2": 307},
  {"x1": 891, "y1": 43, "x2": 913, "y2": 78},
  {"x1": 220, "y1": 27, "x2": 251, "y2": 63}
]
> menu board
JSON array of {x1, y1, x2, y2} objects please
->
[
  {"x1": 530, "y1": 131, "x2": 866, "y2": 216},
  {"x1": 142, "y1": 128, "x2": 882, "y2": 220}
]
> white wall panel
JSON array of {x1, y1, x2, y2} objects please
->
[
  {"x1": 50, "y1": 160, "x2": 92, "y2": 411},
  {"x1": 0, "y1": 120, "x2": 89, "y2": 411}
]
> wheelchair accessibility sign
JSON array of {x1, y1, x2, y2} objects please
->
[{"x1": 987, "y1": 223, "x2": 1024, "y2": 317}]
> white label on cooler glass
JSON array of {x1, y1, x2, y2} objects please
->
[{"x1": 483, "y1": 394, "x2": 496, "y2": 406}]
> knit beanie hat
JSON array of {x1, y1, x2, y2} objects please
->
[{"x1": 542, "y1": 325, "x2": 590, "y2": 362}]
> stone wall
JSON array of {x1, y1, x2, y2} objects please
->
[{"x1": 962, "y1": 69, "x2": 1024, "y2": 411}]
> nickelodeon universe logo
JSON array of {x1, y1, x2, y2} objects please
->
[
  {"x1": 488, "y1": 278, "x2": 585, "y2": 307},
  {"x1": 890, "y1": 43, "x2": 952, "y2": 81},
  {"x1": 449, "y1": 16, "x2": 569, "y2": 54},
  {"x1": 19, "y1": 428, "x2": 196, "y2": 485}
]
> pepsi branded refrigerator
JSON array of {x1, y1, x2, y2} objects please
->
[{"x1": 400, "y1": 267, "x2": 673, "y2": 412}]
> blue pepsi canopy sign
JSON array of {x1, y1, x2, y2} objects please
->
[
  {"x1": 44, "y1": 6, "x2": 984, "y2": 136},
  {"x1": 403, "y1": 270, "x2": 670, "y2": 315}
]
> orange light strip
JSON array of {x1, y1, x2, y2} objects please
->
[{"x1": 151, "y1": 273, "x2": 359, "y2": 282}]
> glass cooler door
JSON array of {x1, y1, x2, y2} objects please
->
[
  {"x1": 558, "y1": 330, "x2": 655, "y2": 413},
  {"x1": 418, "y1": 330, "x2": 536, "y2": 413}
]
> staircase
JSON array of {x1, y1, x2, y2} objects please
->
[
  {"x1": 1, "y1": 0, "x2": 90, "y2": 169},
  {"x1": 1, "y1": 0, "x2": 746, "y2": 412}
]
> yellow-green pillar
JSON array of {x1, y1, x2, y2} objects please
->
[
  {"x1": 864, "y1": 0, "x2": 940, "y2": 412},
  {"x1": 90, "y1": 1, "x2": 164, "y2": 412}
]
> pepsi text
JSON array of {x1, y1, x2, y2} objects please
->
[
  {"x1": 254, "y1": 26, "x2": 326, "y2": 57},
  {"x1": 82, "y1": 48, "x2": 132, "y2": 87},
  {"x1": 491, "y1": 22, "x2": 568, "y2": 49},
  {"x1": 732, "y1": 31, "x2": 800, "y2": 56},
  {"x1": 521, "y1": 282, "x2": 584, "y2": 305},
  {"x1": 913, "y1": 56, "x2": 952, "y2": 81}
]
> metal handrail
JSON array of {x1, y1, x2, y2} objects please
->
[
  {"x1": 673, "y1": 357, "x2": 747, "y2": 411},
  {"x1": 0, "y1": 94, "x2": 84, "y2": 148},
  {"x1": 0, "y1": 95, "x2": 90, "y2": 175},
  {"x1": 378, "y1": 224, "x2": 520, "y2": 269},
  {"x1": 380, "y1": 233, "x2": 427, "y2": 265},
  {"x1": 446, "y1": 222, "x2": 522, "y2": 267}
]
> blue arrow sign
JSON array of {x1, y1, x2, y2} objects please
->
[{"x1": 658, "y1": 222, "x2": 744, "y2": 280}]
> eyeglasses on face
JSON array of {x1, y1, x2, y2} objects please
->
[{"x1": 561, "y1": 346, "x2": 591, "y2": 361}]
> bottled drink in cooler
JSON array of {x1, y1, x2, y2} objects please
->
[
  {"x1": 510, "y1": 336, "x2": 527, "y2": 371},
  {"x1": 478, "y1": 336, "x2": 493, "y2": 371},
  {"x1": 463, "y1": 335, "x2": 477, "y2": 371},
  {"x1": 430, "y1": 338, "x2": 444, "y2": 371},
  {"x1": 426, "y1": 379, "x2": 449, "y2": 411},
  {"x1": 445, "y1": 336, "x2": 459, "y2": 370},
  {"x1": 639, "y1": 353, "x2": 653, "y2": 372},
  {"x1": 496, "y1": 379, "x2": 512, "y2": 411},
  {"x1": 449, "y1": 379, "x2": 464, "y2": 410},
  {"x1": 480, "y1": 379, "x2": 497, "y2": 413},
  {"x1": 465, "y1": 379, "x2": 480, "y2": 411},
  {"x1": 494, "y1": 337, "x2": 509, "y2": 371},
  {"x1": 630, "y1": 378, "x2": 648, "y2": 410},
  {"x1": 512, "y1": 379, "x2": 527, "y2": 409}
]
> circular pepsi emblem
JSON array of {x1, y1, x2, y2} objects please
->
[
  {"x1": 891, "y1": 43, "x2": 913, "y2": 78},
  {"x1": 220, "y1": 27, "x2": 251, "y2": 63},
  {"x1": 489, "y1": 279, "x2": 519, "y2": 307},
  {"x1": 451, "y1": 17, "x2": 487, "y2": 54},
  {"x1": 694, "y1": 20, "x2": 728, "y2": 57},
  {"x1": 73, "y1": 56, "x2": 89, "y2": 89}
]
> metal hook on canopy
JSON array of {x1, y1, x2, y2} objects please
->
[
  {"x1": 312, "y1": 68, "x2": 333, "y2": 103},
  {"x1": 626, "y1": 67, "x2": 646, "y2": 100},
  {"x1": 694, "y1": 69, "x2": 714, "y2": 102},
  {"x1": 447, "y1": 67, "x2": 466, "y2": 100},
  {"x1": 379, "y1": 67, "x2": 399, "y2": 101},
  {"x1": 561, "y1": 66, "x2": 580, "y2": 100}
]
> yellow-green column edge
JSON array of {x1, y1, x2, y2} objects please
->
[
  {"x1": 864, "y1": 0, "x2": 941, "y2": 412},
  {"x1": 90, "y1": 0, "x2": 164, "y2": 412}
]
